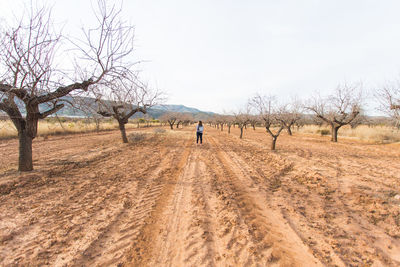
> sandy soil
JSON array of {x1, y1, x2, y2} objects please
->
[{"x1": 0, "y1": 126, "x2": 399, "y2": 266}]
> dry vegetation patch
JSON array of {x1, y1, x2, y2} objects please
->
[{"x1": 299, "y1": 124, "x2": 400, "y2": 143}]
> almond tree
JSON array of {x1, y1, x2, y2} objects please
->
[
  {"x1": 250, "y1": 94, "x2": 285, "y2": 150},
  {"x1": 215, "y1": 115, "x2": 225, "y2": 131},
  {"x1": 277, "y1": 99, "x2": 303, "y2": 136},
  {"x1": 248, "y1": 115, "x2": 260, "y2": 130},
  {"x1": 0, "y1": 0, "x2": 135, "y2": 171},
  {"x1": 224, "y1": 115, "x2": 235, "y2": 134},
  {"x1": 376, "y1": 82, "x2": 400, "y2": 128},
  {"x1": 306, "y1": 84, "x2": 362, "y2": 142},
  {"x1": 349, "y1": 110, "x2": 367, "y2": 129},
  {"x1": 73, "y1": 96, "x2": 104, "y2": 132},
  {"x1": 175, "y1": 113, "x2": 192, "y2": 128},
  {"x1": 179, "y1": 113, "x2": 194, "y2": 127},
  {"x1": 95, "y1": 75, "x2": 161, "y2": 143},
  {"x1": 233, "y1": 107, "x2": 250, "y2": 139},
  {"x1": 160, "y1": 112, "x2": 179, "y2": 129}
]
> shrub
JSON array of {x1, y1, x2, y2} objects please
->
[
  {"x1": 317, "y1": 129, "x2": 330, "y2": 136},
  {"x1": 128, "y1": 132, "x2": 147, "y2": 142},
  {"x1": 153, "y1": 128, "x2": 166, "y2": 134}
]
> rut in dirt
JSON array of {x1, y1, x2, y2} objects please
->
[{"x1": 129, "y1": 136, "x2": 321, "y2": 267}]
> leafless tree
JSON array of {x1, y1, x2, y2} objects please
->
[
  {"x1": 294, "y1": 115, "x2": 306, "y2": 131},
  {"x1": 214, "y1": 115, "x2": 226, "y2": 131},
  {"x1": 349, "y1": 110, "x2": 367, "y2": 129},
  {"x1": 306, "y1": 84, "x2": 362, "y2": 142},
  {"x1": 94, "y1": 75, "x2": 161, "y2": 143},
  {"x1": 376, "y1": 81, "x2": 400, "y2": 128},
  {"x1": 247, "y1": 114, "x2": 260, "y2": 130},
  {"x1": 175, "y1": 112, "x2": 192, "y2": 128},
  {"x1": 73, "y1": 96, "x2": 104, "y2": 132},
  {"x1": 160, "y1": 112, "x2": 179, "y2": 130},
  {"x1": 233, "y1": 107, "x2": 250, "y2": 139},
  {"x1": 180, "y1": 113, "x2": 194, "y2": 127},
  {"x1": 0, "y1": 1, "x2": 137, "y2": 171},
  {"x1": 277, "y1": 98, "x2": 303, "y2": 136},
  {"x1": 224, "y1": 115, "x2": 235, "y2": 134},
  {"x1": 250, "y1": 94, "x2": 285, "y2": 150},
  {"x1": 209, "y1": 115, "x2": 218, "y2": 129}
]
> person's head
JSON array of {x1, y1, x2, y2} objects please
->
[{"x1": 199, "y1": 121, "x2": 203, "y2": 127}]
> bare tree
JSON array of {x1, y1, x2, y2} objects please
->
[
  {"x1": 376, "y1": 81, "x2": 400, "y2": 128},
  {"x1": 224, "y1": 115, "x2": 235, "y2": 134},
  {"x1": 250, "y1": 94, "x2": 285, "y2": 150},
  {"x1": 233, "y1": 107, "x2": 250, "y2": 139},
  {"x1": 160, "y1": 112, "x2": 179, "y2": 130},
  {"x1": 95, "y1": 75, "x2": 161, "y2": 143},
  {"x1": 306, "y1": 84, "x2": 362, "y2": 142},
  {"x1": 277, "y1": 99, "x2": 303, "y2": 136},
  {"x1": 247, "y1": 114, "x2": 260, "y2": 130},
  {"x1": 0, "y1": 1, "x2": 136, "y2": 171},
  {"x1": 214, "y1": 115, "x2": 225, "y2": 131},
  {"x1": 179, "y1": 113, "x2": 193, "y2": 127},
  {"x1": 349, "y1": 110, "x2": 367, "y2": 129},
  {"x1": 175, "y1": 112, "x2": 192, "y2": 129},
  {"x1": 294, "y1": 114, "x2": 307, "y2": 131},
  {"x1": 73, "y1": 96, "x2": 104, "y2": 132}
]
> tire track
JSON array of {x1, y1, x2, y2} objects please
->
[
  {"x1": 126, "y1": 138, "x2": 193, "y2": 266},
  {"x1": 215, "y1": 131, "x2": 348, "y2": 266},
  {"x1": 209, "y1": 136, "x2": 323, "y2": 266},
  {"x1": 150, "y1": 147, "x2": 216, "y2": 266},
  {"x1": 71, "y1": 145, "x2": 176, "y2": 266},
  {"x1": 228, "y1": 129, "x2": 400, "y2": 266},
  {"x1": 1, "y1": 134, "x2": 171, "y2": 266}
]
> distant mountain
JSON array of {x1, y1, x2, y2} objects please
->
[
  {"x1": 148, "y1": 104, "x2": 215, "y2": 119},
  {"x1": 153, "y1": 104, "x2": 211, "y2": 114},
  {"x1": 2, "y1": 96, "x2": 215, "y2": 119}
]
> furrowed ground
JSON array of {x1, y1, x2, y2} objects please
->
[{"x1": 0, "y1": 126, "x2": 399, "y2": 266}]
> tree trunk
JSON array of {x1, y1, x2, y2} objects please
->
[
  {"x1": 240, "y1": 127, "x2": 243, "y2": 139},
  {"x1": 221, "y1": 124, "x2": 223, "y2": 131},
  {"x1": 95, "y1": 119, "x2": 101, "y2": 132},
  {"x1": 287, "y1": 126, "x2": 292, "y2": 136},
  {"x1": 119, "y1": 121, "x2": 128, "y2": 143},
  {"x1": 170, "y1": 123, "x2": 174, "y2": 130},
  {"x1": 253, "y1": 125, "x2": 256, "y2": 130},
  {"x1": 271, "y1": 136, "x2": 277, "y2": 150},
  {"x1": 18, "y1": 130, "x2": 33, "y2": 171},
  {"x1": 228, "y1": 125, "x2": 231, "y2": 134},
  {"x1": 331, "y1": 125, "x2": 340, "y2": 142}
]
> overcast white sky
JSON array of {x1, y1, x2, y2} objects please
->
[{"x1": 2, "y1": 0, "x2": 400, "y2": 114}]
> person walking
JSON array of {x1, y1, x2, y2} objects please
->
[{"x1": 196, "y1": 121, "x2": 204, "y2": 144}]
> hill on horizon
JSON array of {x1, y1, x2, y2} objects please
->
[
  {"x1": 0, "y1": 96, "x2": 216, "y2": 120},
  {"x1": 46, "y1": 96, "x2": 216, "y2": 119}
]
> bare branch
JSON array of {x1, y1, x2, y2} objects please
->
[
  {"x1": 306, "y1": 83, "x2": 363, "y2": 142},
  {"x1": 38, "y1": 103, "x2": 64, "y2": 119}
]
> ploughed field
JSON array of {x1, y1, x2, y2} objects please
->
[{"x1": 0, "y1": 126, "x2": 400, "y2": 266}]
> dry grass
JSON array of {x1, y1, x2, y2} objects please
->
[
  {"x1": 0, "y1": 119, "x2": 144, "y2": 139},
  {"x1": 297, "y1": 125, "x2": 400, "y2": 143}
]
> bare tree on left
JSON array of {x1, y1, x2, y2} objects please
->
[{"x1": 0, "y1": 1, "x2": 136, "y2": 171}]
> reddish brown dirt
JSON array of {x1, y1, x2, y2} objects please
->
[{"x1": 0, "y1": 126, "x2": 399, "y2": 266}]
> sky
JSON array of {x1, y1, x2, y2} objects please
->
[{"x1": 1, "y1": 0, "x2": 400, "y2": 114}]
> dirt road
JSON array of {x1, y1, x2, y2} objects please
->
[{"x1": 1, "y1": 127, "x2": 399, "y2": 266}]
